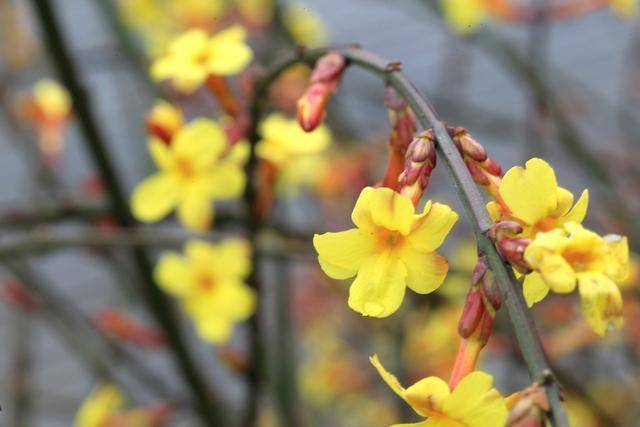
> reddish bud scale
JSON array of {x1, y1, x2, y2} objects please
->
[
  {"x1": 449, "y1": 127, "x2": 504, "y2": 191},
  {"x1": 459, "y1": 287, "x2": 485, "y2": 338},
  {"x1": 93, "y1": 309, "x2": 165, "y2": 348},
  {"x1": 398, "y1": 131, "x2": 437, "y2": 203},
  {"x1": 146, "y1": 120, "x2": 174, "y2": 145},
  {"x1": 496, "y1": 235, "x2": 532, "y2": 272},
  {"x1": 296, "y1": 52, "x2": 346, "y2": 132},
  {"x1": 1, "y1": 280, "x2": 40, "y2": 312}
]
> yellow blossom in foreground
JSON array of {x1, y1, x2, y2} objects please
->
[
  {"x1": 146, "y1": 100, "x2": 184, "y2": 140},
  {"x1": 371, "y1": 355, "x2": 508, "y2": 427},
  {"x1": 75, "y1": 384, "x2": 124, "y2": 427},
  {"x1": 131, "y1": 119, "x2": 245, "y2": 230},
  {"x1": 441, "y1": 0, "x2": 487, "y2": 34},
  {"x1": 155, "y1": 239, "x2": 255, "y2": 343},
  {"x1": 313, "y1": 187, "x2": 458, "y2": 317},
  {"x1": 32, "y1": 79, "x2": 71, "y2": 121},
  {"x1": 524, "y1": 222, "x2": 629, "y2": 335},
  {"x1": 610, "y1": 0, "x2": 638, "y2": 16},
  {"x1": 487, "y1": 158, "x2": 589, "y2": 239},
  {"x1": 150, "y1": 26, "x2": 252, "y2": 93},
  {"x1": 282, "y1": 4, "x2": 328, "y2": 48}
]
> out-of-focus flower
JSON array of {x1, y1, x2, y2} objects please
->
[
  {"x1": 610, "y1": 0, "x2": 638, "y2": 16},
  {"x1": 154, "y1": 239, "x2": 254, "y2": 343},
  {"x1": 145, "y1": 100, "x2": 184, "y2": 143},
  {"x1": 256, "y1": 113, "x2": 330, "y2": 193},
  {"x1": 169, "y1": 0, "x2": 227, "y2": 29},
  {"x1": 487, "y1": 158, "x2": 589, "y2": 239},
  {"x1": 371, "y1": 355, "x2": 508, "y2": 426},
  {"x1": 282, "y1": 3, "x2": 328, "y2": 48},
  {"x1": 75, "y1": 384, "x2": 124, "y2": 427},
  {"x1": 235, "y1": 0, "x2": 274, "y2": 27},
  {"x1": 21, "y1": 79, "x2": 72, "y2": 164},
  {"x1": 150, "y1": 26, "x2": 252, "y2": 93},
  {"x1": 524, "y1": 222, "x2": 628, "y2": 335},
  {"x1": 314, "y1": 186, "x2": 458, "y2": 317},
  {"x1": 441, "y1": 0, "x2": 487, "y2": 34},
  {"x1": 131, "y1": 119, "x2": 245, "y2": 230}
]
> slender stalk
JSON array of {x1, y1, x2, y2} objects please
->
[
  {"x1": 250, "y1": 45, "x2": 569, "y2": 426},
  {"x1": 0, "y1": 198, "x2": 107, "y2": 228},
  {"x1": 30, "y1": 1, "x2": 221, "y2": 424}
]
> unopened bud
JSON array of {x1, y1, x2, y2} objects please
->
[
  {"x1": 459, "y1": 287, "x2": 485, "y2": 338},
  {"x1": 398, "y1": 132, "x2": 437, "y2": 204},
  {"x1": 506, "y1": 384, "x2": 550, "y2": 427},
  {"x1": 93, "y1": 308, "x2": 165, "y2": 348},
  {"x1": 297, "y1": 52, "x2": 346, "y2": 131},
  {"x1": 496, "y1": 235, "x2": 531, "y2": 272},
  {"x1": 146, "y1": 101, "x2": 184, "y2": 144}
]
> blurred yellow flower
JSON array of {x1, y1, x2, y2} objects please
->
[
  {"x1": 75, "y1": 384, "x2": 124, "y2": 427},
  {"x1": 257, "y1": 113, "x2": 330, "y2": 192},
  {"x1": 441, "y1": 0, "x2": 487, "y2": 34},
  {"x1": 169, "y1": 0, "x2": 227, "y2": 28},
  {"x1": 524, "y1": 222, "x2": 629, "y2": 335},
  {"x1": 371, "y1": 355, "x2": 508, "y2": 426},
  {"x1": 487, "y1": 158, "x2": 589, "y2": 239},
  {"x1": 131, "y1": 119, "x2": 245, "y2": 230},
  {"x1": 314, "y1": 187, "x2": 458, "y2": 317},
  {"x1": 146, "y1": 100, "x2": 184, "y2": 142},
  {"x1": 235, "y1": 0, "x2": 274, "y2": 26},
  {"x1": 155, "y1": 239, "x2": 255, "y2": 343},
  {"x1": 610, "y1": 0, "x2": 638, "y2": 16},
  {"x1": 150, "y1": 26, "x2": 252, "y2": 93},
  {"x1": 32, "y1": 78, "x2": 71, "y2": 121},
  {"x1": 282, "y1": 4, "x2": 328, "y2": 48}
]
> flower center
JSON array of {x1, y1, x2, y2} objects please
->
[
  {"x1": 562, "y1": 247, "x2": 599, "y2": 272},
  {"x1": 175, "y1": 156, "x2": 195, "y2": 179},
  {"x1": 375, "y1": 228, "x2": 404, "y2": 250},
  {"x1": 196, "y1": 273, "x2": 216, "y2": 292}
]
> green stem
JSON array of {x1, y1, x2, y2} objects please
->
[
  {"x1": 30, "y1": 1, "x2": 221, "y2": 424},
  {"x1": 250, "y1": 45, "x2": 569, "y2": 426}
]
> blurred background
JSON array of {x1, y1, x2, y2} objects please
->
[{"x1": 0, "y1": 0, "x2": 639, "y2": 426}]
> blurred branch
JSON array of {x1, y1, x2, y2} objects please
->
[
  {"x1": 30, "y1": 0, "x2": 222, "y2": 423},
  {"x1": 248, "y1": 45, "x2": 569, "y2": 427},
  {"x1": 0, "y1": 198, "x2": 107, "y2": 228},
  {"x1": 10, "y1": 309, "x2": 31, "y2": 427}
]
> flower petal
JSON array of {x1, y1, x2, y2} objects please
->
[
  {"x1": 405, "y1": 376, "x2": 451, "y2": 416},
  {"x1": 577, "y1": 273, "x2": 623, "y2": 336},
  {"x1": 604, "y1": 234, "x2": 629, "y2": 282},
  {"x1": 154, "y1": 252, "x2": 193, "y2": 297},
  {"x1": 408, "y1": 202, "x2": 458, "y2": 252},
  {"x1": 148, "y1": 137, "x2": 174, "y2": 170},
  {"x1": 400, "y1": 247, "x2": 449, "y2": 295},
  {"x1": 444, "y1": 371, "x2": 493, "y2": 419},
  {"x1": 561, "y1": 189, "x2": 589, "y2": 225},
  {"x1": 499, "y1": 158, "x2": 558, "y2": 225},
  {"x1": 369, "y1": 187, "x2": 415, "y2": 236},
  {"x1": 177, "y1": 190, "x2": 214, "y2": 230},
  {"x1": 206, "y1": 26, "x2": 253, "y2": 75},
  {"x1": 348, "y1": 252, "x2": 407, "y2": 317},
  {"x1": 131, "y1": 173, "x2": 179, "y2": 222},
  {"x1": 200, "y1": 161, "x2": 246, "y2": 199},
  {"x1": 351, "y1": 186, "x2": 377, "y2": 232},
  {"x1": 172, "y1": 119, "x2": 227, "y2": 167},
  {"x1": 369, "y1": 354, "x2": 406, "y2": 397},
  {"x1": 313, "y1": 229, "x2": 376, "y2": 280},
  {"x1": 522, "y1": 272, "x2": 550, "y2": 307},
  {"x1": 552, "y1": 187, "x2": 574, "y2": 217}
]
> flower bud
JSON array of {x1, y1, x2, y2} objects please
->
[
  {"x1": 92, "y1": 308, "x2": 165, "y2": 348},
  {"x1": 496, "y1": 235, "x2": 532, "y2": 272},
  {"x1": 450, "y1": 126, "x2": 503, "y2": 196},
  {"x1": 398, "y1": 131, "x2": 437, "y2": 204},
  {"x1": 146, "y1": 101, "x2": 184, "y2": 144},
  {"x1": 297, "y1": 52, "x2": 346, "y2": 131},
  {"x1": 458, "y1": 287, "x2": 485, "y2": 338},
  {"x1": 505, "y1": 384, "x2": 550, "y2": 427}
]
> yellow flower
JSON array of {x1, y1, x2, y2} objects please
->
[
  {"x1": 610, "y1": 0, "x2": 638, "y2": 16},
  {"x1": 146, "y1": 100, "x2": 184, "y2": 141},
  {"x1": 131, "y1": 119, "x2": 245, "y2": 230},
  {"x1": 487, "y1": 158, "x2": 589, "y2": 239},
  {"x1": 75, "y1": 384, "x2": 124, "y2": 427},
  {"x1": 282, "y1": 4, "x2": 328, "y2": 48},
  {"x1": 371, "y1": 355, "x2": 508, "y2": 427},
  {"x1": 32, "y1": 79, "x2": 71, "y2": 121},
  {"x1": 150, "y1": 26, "x2": 253, "y2": 93},
  {"x1": 235, "y1": 0, "x2": 274, "y2": 26},
  {"x1": 154, "y1": 239, "x2": 255, "y2": 343},
  {"x1": 313, "y1": 187, "x2": 458, "y2": 317},
  {"x1": 257, "y1": 113, "x2": 331, "y2": 192},
  {"x1": 169, "y1": 0, "x2": 227, "y2": 28},
  {"x1": 524, "y1": 222, "x2": 628, "y2": 335},
  {"x1": 441, "y1": 0, "x2": 487, "y2": 34}
]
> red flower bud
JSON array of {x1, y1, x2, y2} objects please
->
[{"x1": 458, "y1": 287, "x2": 485, "y2": 338}]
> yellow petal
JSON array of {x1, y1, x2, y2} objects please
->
[
  {"x1": 369, "y1": 187, "x2": 415, "y2": 236},
  {"x1": 577, "y1": 273, "x2": 623, "y2": 336},
  {"x1": 75, "y1": 384, "x2": 125, "y2": 427},
  {"x1": 206, "y1": 25, "x2": 253, "y2": 75},
  {"x1": 561, "y1": 189, "x2": 589, "y2": 225},
  {"x1": 201, "y1": 161, "x2": 246, "y2": 199},
  {"x1": 172, "y1": 119, "x2": 227, "y2": 167},
  {"x1": 192, "y1": 314, "x2": 234, "y2": 343},
  {"x1": 400, "y1": 247, "x2": 449, "y2": 295},
  {"x1": 348, "y1": 252, "x2": 407, "y2": 317},
  {"x1": 444, "y1": 371, "x2": 493, "y2": 419},
  {"x1": 214, "y1": 238, "x2": 252, "y2": 279},
  {"x1": 522, "y1": 272, "x2": 550, "y2": 307},
  {"x1": 553, "y1": 187, "x2": 574, "y2": 217},
  {"x1": 441, "y1": 0, "x2": 486, "y2": 34},
  {"x1": 313, "y1": 229, "x2": 376, "y2": 280},
  {"x1": 154, "y1": 252, "x2": 193, "y2": 297},
  {"x1": 148, "y1": 137, "x2": 174, "y2": 170},
  {"x1": 405, "y1": 376, "x2": 451, "y2": 416},
  {"x1": 369, "y1": 354, "x2": 406, "y2": 398},
  {"x1": 351, "y1": 186, "x2": 377, "y2": 232},
  {"x1": 130, "y1": 173, "x2": 179, "y2": 222},
  {"x1": 408, "y1": 202, "x2": 458, "y2": 252},
  {"x1": 486, "y1": 201, "x2": 502, "y2": 223},
  {"x1": 499, "y1": 158, "x2": 558, "y2": 225},
  {"x1": 177, "y1": 190, "x2": 213, "y2": 230},
  {"x1": 524, "y1": 235, "x2": 577, "y2": 293},
  {"x1": 604, "y1": 234, "x2": 629, "y2": 282}
]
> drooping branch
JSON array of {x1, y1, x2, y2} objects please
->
[{"x1": 249, "y1": 45, "x2": 569, "y2": 427}]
